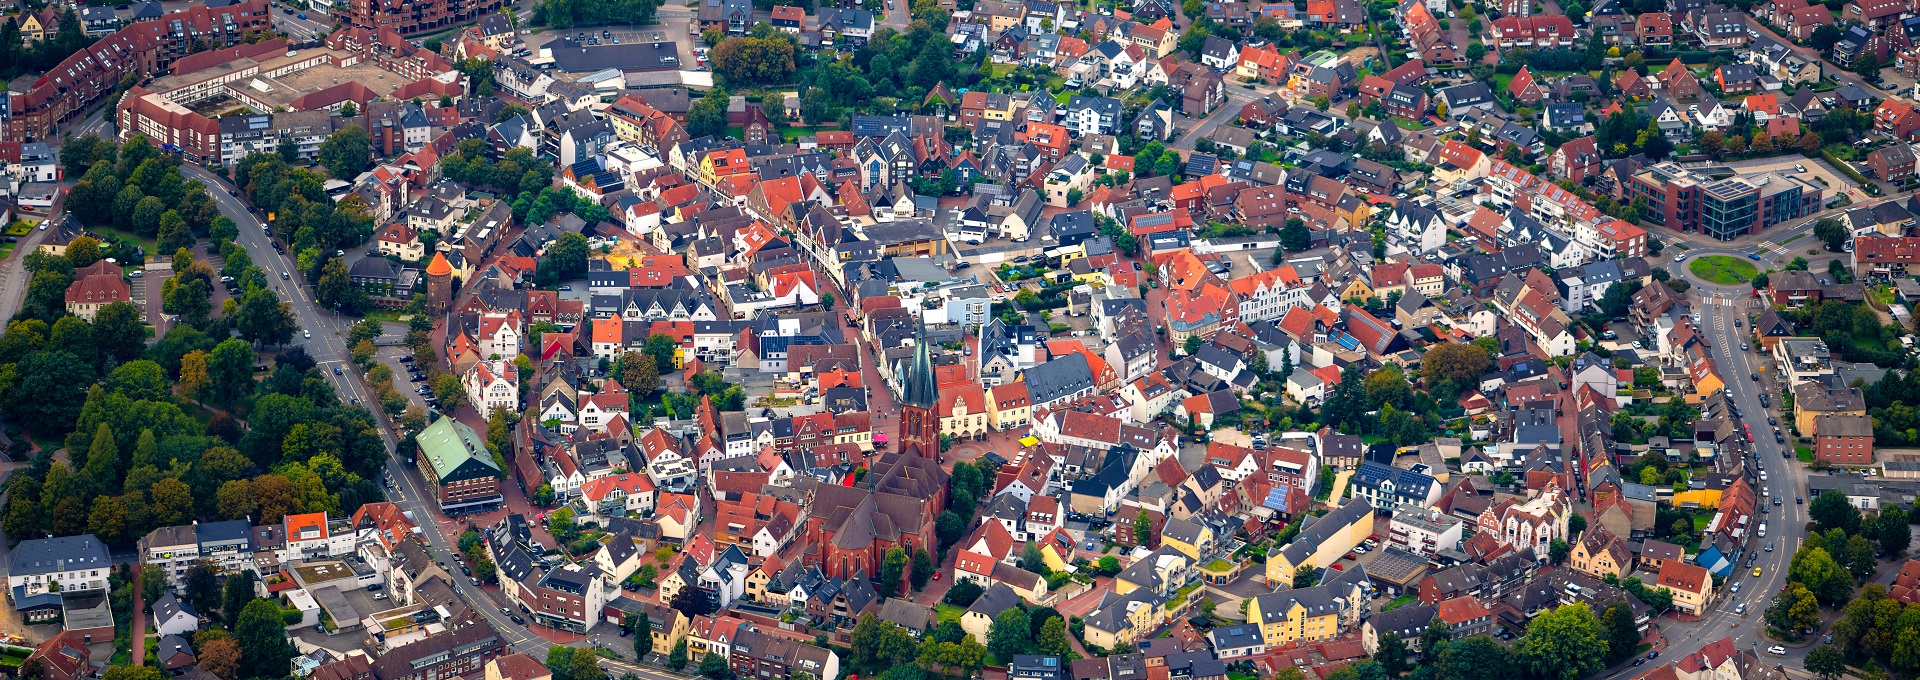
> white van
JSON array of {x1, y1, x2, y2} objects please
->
[{"x1": 1758, "y1": 522, "x2": 1768, "y2": 537}]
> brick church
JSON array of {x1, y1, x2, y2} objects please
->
[{"x1": 800, "y1": 328, "x2": 951, "y2": 581}]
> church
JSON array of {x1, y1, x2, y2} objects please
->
[{"x1": 799, "y1": 327, "x2": 952, "y2": 582}]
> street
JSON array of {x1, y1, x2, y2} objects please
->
[{"x1": 182, "y1": 165, "x2": 587, "y2": 659}]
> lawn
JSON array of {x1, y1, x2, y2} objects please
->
[
  {"x1": 360, "y1": 308, "x2": 416, "y2": 324},
  {"x1": 1391, "y1": 116, "x2": 1428, "y2": 130},
  {"x1": 3, "y1": 221, "x2": 30, "y2": 237},
  {"x1": 1054, "y1": 90, "x2": 1072, "y2": 105},
  {"x1": 988, "y1": 63, "x2": 1017, "y2": 79},
  {"x1": 936, "y1": 604, "x2": 965, "y2": 623},
  {"x1": 1383, "y1": 594, "x2": 1417, "y2": 611},
  {"x1": 1689, "y1": 256, "x2": 1759, "y2": 284},
  {"x1": 1796, "y1": 445, "x2": 1814, "y2": 463}
]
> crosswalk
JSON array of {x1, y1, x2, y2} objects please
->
[{"x1": 1754, "y1": 240, "x2": 1790, "y2": 255}]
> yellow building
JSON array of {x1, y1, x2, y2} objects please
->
[
  {"x1": 1793, "y1": 383, "x2": 1867, "y2": 435},
  {"x1": 1081, "y1": 588, "x2": 1165, "y2": 650},
  {"x1": 1340, "y1": 277, "x2": 1376, "y2": 304},
  {"x1": 987, "y1": 383, "x2": 1031, "y2": 431},
  {"x1": 1160, "y1": 517, "x2": 1215, "y2": 562},
  {"x1": 1670, "y1": 485, "x2": 1724, "y2": 510},
  {"x1": 643, "y1": 603, "x2": 690, "y2": 655},
  {"x1": 1569, "y1": 528, "x2": 1631, "y2": 581},
  {"x1": 1248, "y1": 586, "x2": 1342, "y2": 646},
  {"x1": 1265, "y1": 498, "x2": 1375, "y2": 585}
]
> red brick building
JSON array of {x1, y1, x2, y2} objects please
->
[{"x1": 1815, "y1": 414, "x2": 1875, "y2": 464}]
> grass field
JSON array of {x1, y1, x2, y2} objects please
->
[
  {"x1": 1690, "y1": 256, "x2": 1759, "y2": 284},
  {"x1": 1796, "y1": 445, "x2": 1813, "y2": 463}
]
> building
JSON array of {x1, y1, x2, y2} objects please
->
[
  {"x1": 1869, "y1": 144, "x2": 1917, "y2": 182},
  {"x1": 1265, "y1": 498, "x2": 1374, "y2": 583},
  {"x1": 1629, "y1": 162, "x2": 1823, "y2": 239},
  {"x1": 727, "y1": 628, "x2": 840, "y2": 680},
  {"x1": 1569, "y1": 527, "x2": 1632, "y2": 580},
  {"x1": 1657, "y1": 561, "x2": 1714, "y2": 615},
  {"x1": 8, "y1": 536, "x2": 111, "y2": 597},
  {"x1": 65, "y1": 264, "x2": 128, "y2": 322},
  {"x1": 1247, "y1": 585, "x2": 1344, "y2": 645},
  {"x1": 1387, "y1": 504, "x2": 1464, "y2": 556},
  {"x1": 1815, "y1": 413, "x2": 1875, "y2": 465},
  {"x1": 463, "y1": 359, "x2": 520, "y2": 419},
  {"x1": 415, "y1": 417, "x2": 504, "y2": 513},
  {"x1": 333, "y1": 0, "x2": 505, "y2": 35}
]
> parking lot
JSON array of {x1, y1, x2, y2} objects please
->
[{"x1": 373, "y1": 344, "x2": 437, "y2": 415}]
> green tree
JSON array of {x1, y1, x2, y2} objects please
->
[
  {"x1": 1375, "y1": 631, "x2": 1409, "y2": 676},
  {"x1": 1811, "y1": 491, "x2": 1863, "y2": 535},
  {"x1": 1281, "y1": 219, "x2": 1311, "y2": 252},
  {"x1": 1134, "y1": 510, "x2": 1152, "y2": 545},
  {"x1": 546, "y1": 232, "x2": 591, "y2": 279},
  {"x1": 1815, "y1": 219, "x2": 1849, "y2": 252},
  {"x1": 632, "y1": 612, "x2": 654, "y2": 656},
  {"x1": 667, "y1": 640, "x2": 689, "y2": 671},
  {"x1": 688, "y1": 88, "x2": 730, "y2": 139},
  {"x1": 1603, "y1": 603, "x2": 1639, "y2": 663},
  {"x1": 92, "y1": 301, "x2": 148, "y2": 366},
  {"x1": 987, "y1": 607, "x2": 1031, "y2": 661},
  {"x1": 878, "y1": 546, "x2": 908, "y2": 596},
  {"x1": 1883, "y1": 506, "x2": 1912, "y2": 558},
  {"x1": 1294, "y1": 565, "x2": 1319, "y2": 588},
  {"x1": 911, "y1": 547, "x2": 935, "y2": 590},
  {"x1": 1516, "y1": 603, "x2": 1609, "y2": 680},
  {"x1": 235, "y1": 598, "x2": 297, "y2": 676},
  {"x1": 318, "y1": 124, "x2": 373, "y2": 179},
  {"x1": 1807, "y1": 645, "x2": 1846, "y2": 680},
  {"x1": 850, "y1": 613, "x2": 919, "y2": 672}
]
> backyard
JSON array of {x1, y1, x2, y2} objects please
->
[{"x1": 1689, "y1": 256, "x2": 1759, "y2": 285}]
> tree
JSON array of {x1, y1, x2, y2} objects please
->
[
  {"x1": 688, "y1": 88, "x2": 730, "y2": 139},
  {"x1": 545, "y1": 232, "x2": 592, "y2": 279},
  {"x1": 851, "y1": 613, "x2": 919, "y2": 672},
  {"x1": 315, "y1": 258, "x2": 366, "y2": 314},
  {"x1": 1856, "y1": 50, "x2": 1883, "y2": 79},
  {"x1": 1376, "y1": 631, "x2": 1409, "y2": 676},
  {"x1": 667, "y1": 640, "x2": 689, "y2": 671},
  {"x1": 1183, "y1": 335, "x2": 1202, "y2": 356},
  {"x1": 197, "y1": 638, "x2": 242, "y2": 680},
  {"x1": 879, "y1": 546, "x2": 908, "y2": 596},
  {"x1": 549, "y1": 647, "x2": 579, "y2": 680},
  {"x1": 1549, "y1": 538, "x2": 1571, "y2": 564},
  {"x1": 1811, "y1": 491, "x2": 1863, "y2": 535},
  {"x1": 1134, "y1": 510, "x2": 1152, "y2": 545},
  {"x1": 632, "y1": 612, "x2": 654, "y2": 656},
  {"x1": 1767, "y1": 582, "x2": 1821, "y2": 633},
  {"x1": 1516, "y1": 603, "x2": 1609, "y2": 680},
  {"x1": 1603, "y1": 603, "x2": 1639, "y2": 663},
  {"x1": 158, "y1": 210, "x2": 194, "y2": 254},
  {"x1": 943, "y1": 580, "x2": 984, "y2": 606},
  {"x1": 1294, "y1": 565, "x2": 1319, "y2": 588},
  {"x1": 318, "y1": 124, "x2": 373, "y2": 179},
  {"x1": 237, "y1": 287, "x2": 297, "y2": 346},
  {"x1": 1420, "y1": 342, "x2": 1494, "y2": 385},
  {"x1": 987, "y1": 607, "x2": 1031, "y2": 661},
  {"x1": 1806, "y1": 645, "x2": 1846, "y2": 680},
  {"x1": 697, "y1": 653, "x2": 732, "y2": 680},
  {"x1": 911, "y1": 547, "x2": 935, "y2": 590},
  {"x1": 93, "y1": 302, "x2": 148, "y2": 366},
  {"x1": 618, "y1": 352, "x2": 661, "y2": 394},
  {"x1": 223, "y1": 569, "x2": 257, "y2": 622},
  {"x1": 1281, "y1": 219, "x2": 1311, "y2": 252},
  {"x1": 1883, "y1": 506, "x2": 1912, "y2": 557},
  {"x1": 1815, "y1": 219, "x2": 1850, "y2": 252},
  {"x1": 235, "y1": 598, "x2": 297, "y2": 677}
]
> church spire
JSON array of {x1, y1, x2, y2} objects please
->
[{"x1": 901, "y1": 317, "x2": 939, "y2": 410}]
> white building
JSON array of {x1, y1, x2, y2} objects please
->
[
  {"x1": 9, "y1": 536, "x2": 112, "y2": 596},
  {"x1": 464, "y1": 359, "x2": 521, "y2": 420}
]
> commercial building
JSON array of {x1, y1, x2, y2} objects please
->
[
  {"x1": 415, "y1": 417, "x2": 505, "y2": 513},
  {"x1": 332, "y1": 0, "x2": 504, "y2": 35},
  {"x1": 1628, "y1": 162, "x2": 1822, "y2": 240}
]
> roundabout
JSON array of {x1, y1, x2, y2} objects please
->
[{"x1": 1687, "y1": 255, "x2": 1759, "y2": 285}]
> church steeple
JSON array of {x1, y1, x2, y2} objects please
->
[
  {"x1": 901, "y1": 319, "x2": 939, "y2": 410},
  {"x1": 897, "y1": 318, "x2": 942, "y2": 459}
]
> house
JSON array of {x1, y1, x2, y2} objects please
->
[
  {"x1": 1869, "y1": 144, "x2": 1917, "y2": 181},
  {"x1": 1200, "y1": 36, "x2": 1239, "y2": 70},
  {"x1": 1568, "y1": 527, "x2": 1633, "y2": 580},
  {"x1": 1263, "y1": 498, "x2": 1374, "y2": 583},
  {"x1": 152, "y1": 592, "x2": 200, "y2": 636},
  {"x1": 1658, "y1": 561, "x2": 1714, "y2": 615},
  {"x1": 27, "y1": 632, "x2": 91, "y2": 680}
]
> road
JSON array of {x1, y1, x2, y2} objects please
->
[
  {"x1": 181, "y1": 165, "x2": 587, "y2": 660},
  {"x1": 0, "y1": 211, "x2": 60, "y2": 322},
  {"x1": 1588, "y1": 247, "x2": 1823, "y2": 679}
]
